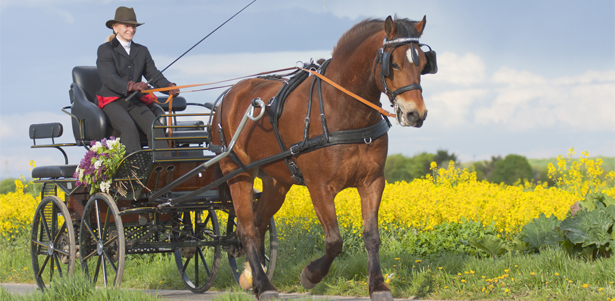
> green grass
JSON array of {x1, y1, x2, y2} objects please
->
[
  {"x1": 528, "y1": 156, "x2": 614, "y2": 173},
  {"x1": 0, "y1": 275, "x2": 160, "y2": 301},
  {"x1": 3, "y1": 230, "x2": 614, "y2": 300}
]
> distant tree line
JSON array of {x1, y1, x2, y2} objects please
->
[{"x1": 385, "y1": 150, "x2": 551, "y2": 185}]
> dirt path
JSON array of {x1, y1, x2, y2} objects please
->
[{"x1": 2, "y1": 283, "x2": 421, "y2": 301}]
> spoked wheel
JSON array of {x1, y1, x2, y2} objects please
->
[
  {"x1": 79, "y1": 192, "x2": 125, "y2": 287},
  {"x1": 30, "y1": 196, "x2": 76, "y2": 290},
  {"x1": 173, "y1": 209, "x2": 221, "y2": 293},
  {"x1": 227, "y1": 216, "x2": 277, "y2": 284}
]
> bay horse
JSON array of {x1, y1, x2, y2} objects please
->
[{"x1": 211, "y1": 15, "x2": 434, "y2": 300}]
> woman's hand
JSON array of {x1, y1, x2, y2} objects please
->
[
  {"x1": 168, "y1": 83, "x2": 180, "y2": 97},
  {"x1": 127, "y1": 81, "x2": 150, "y2": 92}
]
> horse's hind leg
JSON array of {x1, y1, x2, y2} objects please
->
[
  {"x1": 358, "y1": 177, "x2": 392, "y2": 301},
  {"x1": 299, "y1": 187, "x2": 343, "y2": 289},
  {"x1": 226, "y1": 172, "x2": 278, "y2": 298}
]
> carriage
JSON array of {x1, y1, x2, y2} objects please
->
[
  {"x1": 28, "y1": 66, "x2": 277, "y2": 292},
  {"x1": 28, "y1": 15, "x2": 437, "y2": 301}
]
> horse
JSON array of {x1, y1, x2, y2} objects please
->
[{"x1": 210, "y1": 15, "x2": 434, "y2": 300}]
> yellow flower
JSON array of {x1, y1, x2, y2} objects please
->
[
  {"x1": 530, "y1": 272, "x2": 535, "y2": 276},
  {"x1": 554, "y1": 273, "x2": 559, "y2": 276},
  {"x1": 582, "y1": 284, "x2": 589, "y2": 288},
  {"x1": 505, "y1": 289, "x2": 509, "y2": 293}
]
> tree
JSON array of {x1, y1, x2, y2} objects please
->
[
  {"x1": 473, "y1": 156, "x2": 502, "y2": 181},
  {"x1": 488, "y1": 154, "x2": 533, "y2": 185},
  {"x1": 433, "y1": 149, "x2": 458, "y2": 169},
  {"x1": 0, "y1": 178, "x2": 16, "y2": 194},
  {"x1": 384, "y1": 154, "x2": 413, "y2": 183}
]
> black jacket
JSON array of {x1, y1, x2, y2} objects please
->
[{"x1": 96, "y1": 37, "x2": 171, "y2": 99}]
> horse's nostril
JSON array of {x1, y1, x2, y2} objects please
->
[{"x1": 407, "y1": 111, "x2": 419, "y2": 122}]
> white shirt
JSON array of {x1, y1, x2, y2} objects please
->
[{"x1": 117, "y1": 36, "x2": 131, "y2": 55}]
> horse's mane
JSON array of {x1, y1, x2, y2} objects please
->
[{"x1": 332, "y1": 16, "x2": 421, "y2": 58}]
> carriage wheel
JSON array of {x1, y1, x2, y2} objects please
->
[
  {"x1": 79, "y1": 192, "x2": 125, "y2": 287},
  {"x1": 30, "y1": 196, "x2": 76, "y2": 291},
  {"x1": 173, "y1": 209, "x2": 221, "y2": 293},
  {"x1": 227, "y1": 216, "x2": 277, "y2": 284}
]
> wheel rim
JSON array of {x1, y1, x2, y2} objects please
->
[
  {"x1": 31, "y1": 196, "x2": 76, "y2": 291},
  {"x1": 173, "y1": 209, "x2": 221, "y2": 293},
  {"x1": 79, "y1": 193, "x2": 125, "y2": 287},
  {"x1": 227, "y1": 216, "x2": 277, "y2": 284}
]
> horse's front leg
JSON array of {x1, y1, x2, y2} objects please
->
[
  {"x1": 225, "y1": 171, "x2": 278, "y2": 299},
  {"x1": 300, "y1": 187, "x2": 343, "y2": 289},
  {"x1": 358, "y1": 176, "x2": 392, "y2": 301}
]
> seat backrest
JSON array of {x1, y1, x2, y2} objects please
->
[
  {"x1": 72, "y1": 66, "x2": 102, "y2": 105},
  {"x1": 69, "y1": 66, "x2": 108, "y2": 144}
]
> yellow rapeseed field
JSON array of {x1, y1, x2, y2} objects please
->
[
  {"x1": 1, "y1": 149, "x2": 613, "y2": 243},
  {"x1": 272, "y1": 148, "x2": 614, "y2": 238}
]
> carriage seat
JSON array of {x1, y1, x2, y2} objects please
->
[
  {"x1": 31, "y1": 165, "x2": 77, "y2": 179},
  {"x1": 29, "y1": 122, "x2": 77, "y2": 178},
  {"x1": 69, "y1": 66, "x2": 191, "y2": 146}
]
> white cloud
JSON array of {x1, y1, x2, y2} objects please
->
[
  {"x1": 159, "y1": 51, "x2": 332, "y2": 84},
  {"x1": 425, "y1": 52, "x2": 486, "y2": 86},
  {"x1": 427, "y1": 89, "x2": 488, "y2": 128},
  {"x1": 475, "y1": 67, "x2": 615, "y2": 131}
]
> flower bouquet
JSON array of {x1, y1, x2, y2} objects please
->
[{"x1": 74, "y1": 137, "x2": 126, "y2": 194}]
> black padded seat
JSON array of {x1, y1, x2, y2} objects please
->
[{"x1": 32, "y1": 165, "x2": 78, "y2": 179}]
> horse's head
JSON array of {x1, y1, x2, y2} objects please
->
[{"x1": 376, "y1": 16, "x2": 437, "y2": 127}]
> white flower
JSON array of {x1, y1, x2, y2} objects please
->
[
  {"x1": 78, "y1": 168, "x2": 84, "y2": 179},
  {"x1": 94, "y1": 160, "x2": 102, "y2": 170},
  {"x1": 100, "y1": 180, "x2": 111, "y2": 194},
  {"x1": 90, "y1": 141, "x2": 103, "y2": 152},
  {"x1": 107, "y1": 139, "x2": 119, "y2": 150}
]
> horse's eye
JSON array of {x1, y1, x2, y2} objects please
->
[{"x1": 391, "y1": 63, "x2": 400, "y2": 70}]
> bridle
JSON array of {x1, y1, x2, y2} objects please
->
[{"x1": 376, "y1": 36, "x2": 436, "y2": 104}]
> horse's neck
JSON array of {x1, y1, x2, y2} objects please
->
[{"x1": 326, "y1": 46, "x2": 384, "y2": 126}]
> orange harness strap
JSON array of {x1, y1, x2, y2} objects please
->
[
  {"x1": 141, "y1": 67, "x2": 297, "y2": 94},
  {"x1": 300, "y1": 68, "x2": 396, "y2": 118}
]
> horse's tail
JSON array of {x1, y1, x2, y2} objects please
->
[{"x1": 212, "y1": 162, "x2": 232, "y2": 205}]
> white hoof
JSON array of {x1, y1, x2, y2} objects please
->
[
  {"x1": 300, "y1": 269, "x2": 318, "y2": 289},
  {"x1": 371, "y1": 291, "x2": 394, "y2": 301}
]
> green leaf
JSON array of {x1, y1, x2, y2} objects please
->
[
  {"x1": 602, "y1": 195, "x2": 615, "y2": 208},
  {"x1": 467, "y1": 234, "x2": 506, "y2": 258},
  {"x1": 520, "y1": 213, "x2": 563, "y2": 250},
  {"x1": 559, "y1": 208, "x2": 614, "y2": 248},
  {"x1": 605, "y1": 205, "x2": 615, "y2": 221}
]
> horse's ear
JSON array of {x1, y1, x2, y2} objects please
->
[
  {"x1": 415, "y1": 15, "x2": 427, "y2": 36},
  {"x1": 384, "y1": 16, "x2": 397, "y2": 39}
]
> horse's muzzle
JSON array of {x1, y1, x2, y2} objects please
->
[{"x1": 397, "y1": 108, "x2": 427, "y2": 127}]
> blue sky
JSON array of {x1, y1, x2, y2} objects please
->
[{"x1": 1, "y1": 0, "x2": 614, "y2": 178}]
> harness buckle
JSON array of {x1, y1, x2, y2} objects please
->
[
  {"x1": 290, "y1": 144, "x2": 301, "y2": 156},
  {"x1": 364, "y1": 137, "x2": 373, "y2": 144}
]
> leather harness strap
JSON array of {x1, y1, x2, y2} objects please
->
[{"x1": 299, "y1": 67, "x2": 397, "y2": 118}]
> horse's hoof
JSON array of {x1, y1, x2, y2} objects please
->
[
  {"x1": 259, "y1": 290, "x2": 279, "y2": 300},
  {"x1": 371, "y1": 291, "x2": 394, "y2": 301},
  {"x1": 300, "y1": 269, "x2": 318, "y2": 289}
]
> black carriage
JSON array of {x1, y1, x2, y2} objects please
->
[{"x1": 28, "y1": 66, "x2": 277, "y2": 292}]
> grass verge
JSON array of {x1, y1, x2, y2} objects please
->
[
  {"x1": 0, "y1": 275, "x2": 159, "y2": 301},
  {"x1": 3, "y1": 232, "x2": 614, "y2": 300}
]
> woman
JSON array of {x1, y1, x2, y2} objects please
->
[{"x1": 96, "y1": 6, "x2": 178, "y2": 156}]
